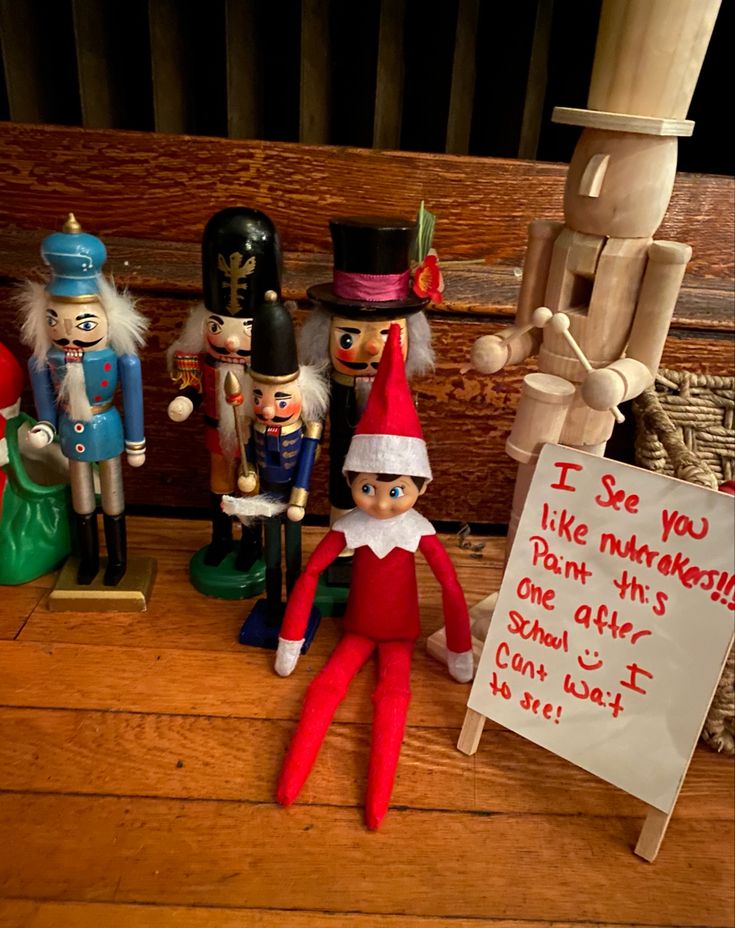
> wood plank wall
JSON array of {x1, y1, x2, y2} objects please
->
[
  {"x1": 0, "y1": 123, "x2": 732, "y2": 527},
  {"x1": 0, "y1": 0, "x2": 729, "y2": 174}
]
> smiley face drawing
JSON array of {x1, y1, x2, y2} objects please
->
[{"x1": 577, "y1": 649, "x2": 604, "y2": 672}]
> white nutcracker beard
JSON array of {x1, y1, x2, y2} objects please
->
[
  {"x1": 217, "y1": 363, "x2": 249, "y2": 457},
  {"x1": 58, "y1": 360, "x2": 94, "y2": 422}
]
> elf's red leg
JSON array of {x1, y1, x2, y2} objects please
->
[
  {"x1": 365, "y1": 639, "x2": 414, "y2": 831},
  {"x1": 277, "y1": 632, "x2": 375, "y2": 807}
]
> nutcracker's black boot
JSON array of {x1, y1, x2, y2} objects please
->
[
  {"x1": 204, "y1": 492, "x2": 233, "y2": 566},
  {"x1": 265, "y1": 566, "x2": 283, "y2": 624},
  {"x1": 75, "y1": 512, "x2": 99, "y2": 586},
  {"x1": 103, "y1": 512, "x2": 127, "y2": 586},
  {"x1": 235, "y1": 522, "x2": 262, "y2": 572}
]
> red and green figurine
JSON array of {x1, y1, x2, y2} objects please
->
[{"x1": 274, "y1": 323, "x2": 473, "y2": 830}]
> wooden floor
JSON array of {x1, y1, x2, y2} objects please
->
[{"x1": 0, "y1": 517, "x2": 732, "y2": 928}]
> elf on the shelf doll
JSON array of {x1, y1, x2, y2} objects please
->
[{"x1": 274, "y1": 323, "x2": 474, "y2": 830}]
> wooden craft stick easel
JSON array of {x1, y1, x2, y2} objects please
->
[{"x1": 459, "y1": 639, "x2": 733, "y2": 862}]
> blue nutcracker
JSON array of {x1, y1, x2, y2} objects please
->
[
  {"x1": 18, "y1": 214, "x2": 148, "y2": 587},
  {"x1": 223, "y1": 291, "x2": 328, "y2": 650}
]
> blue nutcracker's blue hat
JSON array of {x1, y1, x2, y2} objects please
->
[{"x1": 41, "y1": 213, "x2": 107, "y2": 301}]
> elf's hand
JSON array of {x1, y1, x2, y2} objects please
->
[
  {"x1": 275, "y1": 637, "x2": 304, "y2": 677},
  {"x1": 447, "y1": 648, "x2": 474, "y2": 683}
]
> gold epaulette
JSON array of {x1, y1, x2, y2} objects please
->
[{"x1": 172, "y1": 352, "x2": 202, "y2": 391}]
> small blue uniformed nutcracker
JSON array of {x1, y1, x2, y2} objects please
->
[
  {"x1": 224, "y1": 291, "x2": 328, "y2": 650},
  {"x1": 18, "y1": 213, "x2": 148, "y2": 587}
]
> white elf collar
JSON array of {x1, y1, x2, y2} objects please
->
[{"x1": 334, "y1": 507, "x2": 435, "y2": 560}]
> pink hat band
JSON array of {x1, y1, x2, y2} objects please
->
[{"x1": 332, "y1": 269, "x2": 410, "y2": 303}]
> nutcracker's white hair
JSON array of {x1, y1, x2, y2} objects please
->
[
  {"x1": 166, "y1": 302, "x2": 208, "y2": 374},
  {"x1": 298, "y1": 305, "x2": 434, "y2": 378},
  {"x1": 295, "y1": 363, "x2": 330, "y2": 422},
  {"x1": 17, "y1": 274, "x2": 147, "y2": 362},
  {"x1": 17, "y1": 280, "x2": 51, "y2": 363}
]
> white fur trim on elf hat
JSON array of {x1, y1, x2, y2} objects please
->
[{"x1": 343, "y1": 433, "x2": 432, "y2": 480}]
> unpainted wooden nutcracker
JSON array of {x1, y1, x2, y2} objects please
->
[{"x1": 428, "y1": 0, "x2": 722, "y2": 661}]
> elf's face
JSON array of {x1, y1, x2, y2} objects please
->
[
  {"x1": 351, "y1": 473, "x2": 426, "y2": 520},
  {"x1": 329, "y1": 316, "x2": 408, "y2": 377},
  {"x1": 46, "y1": 299, "x2": 109, "y2": 353},
  {"x1": 252, "y1": 381, "x2": 302, "y2": 426},
  {"x1": 204, "y1": 314, "x2": 252, "y2": 364}
]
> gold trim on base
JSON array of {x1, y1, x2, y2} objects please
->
[{"x1": 48, "y1": 556, "x2": 157, "y2": 613}]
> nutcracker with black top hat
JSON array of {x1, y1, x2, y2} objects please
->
[
  {"x1": 273, "y1": 323, "x2": 473, "y2": 831},
  {"x1": 299, "y1": 214, "x2": 436, "y2": 605},
  {"x1": 17, "y1": 214, "x2": 153, "y2": 610},
  {"x1": 167, "y1": 207, "x2": 281, "y2": 599},
  {"x1": 223, "y1": 291, "x2": 329, "y2": 651}
]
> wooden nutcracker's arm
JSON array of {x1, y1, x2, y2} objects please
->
[
  {"x1": 583, "y1": 240, "x2": 692, "y2": 410},
  {"x1": 470, "y1": 219, "x2": 564, "y2": 374}
]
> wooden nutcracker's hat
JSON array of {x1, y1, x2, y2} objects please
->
[{"x1": 553, "y1": 0, "x2": 721, "y2": 137}]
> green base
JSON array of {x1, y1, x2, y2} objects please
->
[
  {"x1": 189, "y1": 546, "x2": 266, "y2": 600},
  {"x1": 313, "y1": 575, "x2": 350, "y2": 618}
]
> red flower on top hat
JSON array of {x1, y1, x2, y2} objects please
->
[{"x1": 411, "y1": 248, "x2": 444, "y2": 304}]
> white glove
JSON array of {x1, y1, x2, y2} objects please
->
[
  {"x1": 275, "y1": 637, "x2": 304, "y2": 677},
  {"x1": 27, "y1": 422, "x2": 54, "y2": 449},
  {"x1": 168, "y1": 396, "x2": 194, "y2": 422},
  {"x1": 447, "y1": 648, "x2": 474, "y2": 683}
]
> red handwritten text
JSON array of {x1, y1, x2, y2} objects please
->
[
  {"x1": 620, "y1": 662, "x2": 654, "y2": 695},
  {"x1": 595, "y1": 473, "x2": 640, "y2": 514},
  {"x1": 516, "y1": 577, "x2": 556, "y2": 611},
  {"x1": 551, "y1": 460, "x2": 582, "y2": 492},
  {"x1": 507, "y1": 609, "x2": 569, "y2": 651},
  {"x1": 540, "y1": 503, "x2": 589, "y2": 545},
  {"x1": 520, "y1": 690, "x2": 562, "y2": 724},
  {"x1": 495, "y1": 641, "x2": 549, "y2": 682},
  {"x1": 573, "y1": 602, "x2": 653, "y2": 644},
  {"x1": 562, "y1": 673, "x2": 625, "y2": 718},
  {"x1": 530, "y1": 535, "x2": 593, "y2": 585},
  {"x1": 489, "y1": 672, "x2": 512, "y2": 700},
  {"x1": 661, "y1": 508, "x2": 709, "y2": 544}
]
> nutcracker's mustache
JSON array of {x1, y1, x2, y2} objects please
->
[
  {"x1": 52, "y1": 337, "x2": 104, "y2": 349},
  {"x1": 210, "y1": 344, "x2": 251, "y2": 358},
  {"x1": 256, "y1": 414, "x2": 292, "y2": 423},
  {"x1": 340, "y1": 360, "x2": 370, "y2": 370}
]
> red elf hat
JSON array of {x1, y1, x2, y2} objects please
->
[{"x1": 343, "y1": 323, "x2": 432, "y2": 481}]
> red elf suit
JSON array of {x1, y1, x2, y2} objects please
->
[{"x1": 275, "y1": 324, "x2": 473, "y2": 830}]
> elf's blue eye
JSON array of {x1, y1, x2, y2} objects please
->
[
  {"x1": 339, "y1": 334, "x2": 353, "y2": 349},
  {"x1": 389, "y1": 486, "x2": 405, "y2": 499},
  {"x1": 361, "y1": 484, "x2": 375, "y2": 496}
]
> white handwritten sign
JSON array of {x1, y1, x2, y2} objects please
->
[{"x1": 467, "y1": 444, "x2": 735, "y2": 813}]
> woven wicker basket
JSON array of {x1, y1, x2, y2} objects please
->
[{"x1": 633, "y1": 369, "x2": 734, "y2": 755}]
